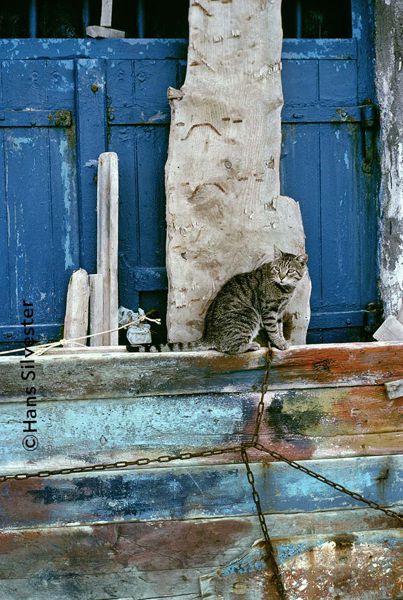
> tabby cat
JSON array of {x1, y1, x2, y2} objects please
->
[
  {"x1": 128, "y1": 248, "x2": 307, "y2": 354},
  {"x1": 202, "y1": 247, "x2": 307, "y2": 353}
]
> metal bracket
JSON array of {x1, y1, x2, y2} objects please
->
[{"x1": 360, "y1": 103, "x2": 378, "y2": 174}]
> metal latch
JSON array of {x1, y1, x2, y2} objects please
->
[{"x1": 360, "y1": 103, "x2": 378, "y2": 174}]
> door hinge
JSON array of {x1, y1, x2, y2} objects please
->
[
  {"x1": 360, "y1": 103, "x2": 378, "y2": 174},
  {"x1": 363, "y1": 301, "x2": 383, "y2": 337}
]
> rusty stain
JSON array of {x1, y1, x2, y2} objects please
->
[{"x1": 48, "y1": 110, "x2": 72, "y2": 127}]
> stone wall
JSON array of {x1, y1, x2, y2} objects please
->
[{"x1": 375, "y1": 0, "x2": 403, "y2": 315}]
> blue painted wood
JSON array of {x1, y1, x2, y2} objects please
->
[
  {"x1": 75, "y1": 59, "x2": 107, "y2": 272},
  {"x1": 0, "y1": 1, "x2": 379, "y2": 345},
  {"x1": 0, "y1": 39, "x2": 188, "y2": 60},
  {"x1": 0, "y1": 455, "x2": 401, "y2": 529},
  {"x1": 0, "y1": 57, "x2": 80, "y2": 345}
]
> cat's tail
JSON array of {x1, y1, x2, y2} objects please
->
[{"x1": 126, "y1": 339, "x2": 212, "y2": 353}]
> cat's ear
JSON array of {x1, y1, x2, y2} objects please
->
[
  {"x1": 273, "y1": 246, "x2": 283, "y2": 260},
  {"x1": 296, "y1": 253, "x2": 308, "y2": 266}
]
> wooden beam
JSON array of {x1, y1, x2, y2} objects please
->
[
  {"x1": 97, "y1": 152, "x2": 119, "y2": 345},
  {"x1": 63, "y1": 268, "x2": 89, "y2": 347},
  {"x1": 0, "y1": 456, "x2": 401, "y2": 529},
  {"x1": 0, "y1": 520, "x2": 400, "y2": 600},
  {"x1": 86, "y1": 25, "x2": 125, "y2": 38},
  {"x1": 1, "y1": 385, "x2": 401, "y2": 474},
  {"x1": 1, "y1": 343, "x2": 402, "y2": 401},
  {"x1": 100, "y1": 0, "x2": 113, "y2": 27}
]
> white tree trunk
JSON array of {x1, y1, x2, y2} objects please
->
[{"x1": 165, "y1": 0, "x2": 311, "y2": 345}]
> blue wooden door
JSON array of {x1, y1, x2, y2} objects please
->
[
  {"x1": 0, "y1": 56, "x2": 80, "y2": 346},
  {"x1": 280, "y1": 0, "x2": 379, "y2": 342},
  {"x1": 0, "y1": 0, "x2": 378, "y2": 348}
]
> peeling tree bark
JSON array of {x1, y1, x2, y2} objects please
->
[{"x1": 165, "y1": 0, "x2": 311, "y2": 345}]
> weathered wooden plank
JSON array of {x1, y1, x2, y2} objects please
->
[
  {"x1": 86, "y1": 25, "x2": 125, "y2": 39},
  {"x1": 1, "y1": 342, "x2": 402, "y2": 401},
  {"x1": 0, "y1": 520, "x2": 400, "y2": 600},
  {"x1": 89, "y1": 274, "x2": 104, "y2": 347},
  {"x1": 100, "y1": 0, "x2": 113, "y2": 27},
  {"x1": 0, "y1": 387, "x2": 401, "y2": 474},
  {"x1": 97, "y1": 152, "x2": 119, "y2": 346},
  {"x1": 0, "y1": 456, "x2": 400, "y2": 529}
]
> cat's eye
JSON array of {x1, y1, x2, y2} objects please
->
[{"x1": 288, "y1": 269, "x2": 298, "y2": 275}]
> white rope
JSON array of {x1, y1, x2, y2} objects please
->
[{"x1": 0, "y1": 315, "x2": 161, "y2": 357}]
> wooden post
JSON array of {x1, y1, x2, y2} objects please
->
[
  {"x1": 97, "y1": 152, "x2": 119, "y2": 346},
  {"x1": 165, "y1": 0, "x2": 311, "y2": 345},
  {"x1": 100, "y1": 0, "x2": 113, "y2": 27},
  {"x1": 89, "y1": 274, "x2": 104, "y2": 347},
  {"x1": 63, "y1": 269, "x2": 90, "y2": 347},
  {"x1": 86, "y1": 0, "x2": 124, "y2": 38}
]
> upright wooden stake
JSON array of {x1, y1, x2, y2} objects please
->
[
  {"x1": 100, "y1": 0, "x2": 113, "y2": 27},
  {"x1": 97, "y1": 152, "x2": 119, "y2": 346},
  {"x1": 89, "y1": 274, "x2": 104, "y2": 347},
  {"x1": 63, "y1": 269, "x2": 90, "y2": 347},
  {"x1": 86, "y1": 0, "x2": 124, "y2": 38}
]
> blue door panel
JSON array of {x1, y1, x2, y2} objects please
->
[
  {"x1": 280, "y1": 124, "x2": 322, "y2": 309},
  {"x1": 320, "y1": 123, "x2": 362, "y2": 309},
  {"x1": 318, "y1": 60, "x2": 358, "y2": 105},
  {"x1": 282, "y1": 61, "x2": 319, "y2": 105},
  {"x1": 0, "y1": 57, "x2": 80, "y2": 345}
]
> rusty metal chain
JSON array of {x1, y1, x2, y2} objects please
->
[
  {"x1": 0, "y1": 445, "x2": 250, "y2": 483},
  {"x1": 242, "y1": 346, "x2": 286, "y2": 598},
  {"x1": 241, "y1": 445, "x2": 287, "y2": 600},
  {"x1": 252, "y1": 344, "x2": 273, "y2": 445},
  {"x1": 254, "y1": 442, "x2": 403, "y2": 524},
  {"x1": 0, "y1": 335, "x2": 400, "y2": 600}
]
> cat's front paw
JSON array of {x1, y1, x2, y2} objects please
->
[
  {"x1": 248, "y1": 342, "x2": 261, "y2": 352},
  {"x1": 274, "y1": 339, "x2": 290, "y2": 351}
]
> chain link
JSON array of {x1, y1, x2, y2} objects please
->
[
  {"x1": 241, "y1": 445, "x2": 287, "y2": 600},
  {"x1": 252, "y1": 345, "x2": 273, "y2": 445},
  {"x1": 1, "y1": 344, "x2": 401, "y2": 600},
  {"x1": 0, "y1": 445, "x2": 250, "y2": 483},
  {"x1": 254, "y1": 442, "x2": 403, "y2": 523}
]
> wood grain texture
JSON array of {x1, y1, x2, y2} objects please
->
[
  {"x1": 0, "y1": 456, "x2": 400, "y2": 529},
  {"x1": 165, "y1": 0, "x2": 311, "y2": 345},
  {"x1": 97, "y1": 152, "x2": 119, "y2": 345},
  {"x1": 89, "y1": 274, "x2": 104, "y2": 347},
  {"x1": 1, "y1": 342, "x2": 402, "y2": 401},
  {"x1": 63, "y1": 269, "x2": 89, "y2": 347},
  {"x1": 0, "y1": 518, "x2": 401, "y2": 600},
  {"x1": 100, "y1": 0, "x2": 113, "y2": 27},
  {"x1": 0, "y1": 386, "x2": 401, "y2": 475}
]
